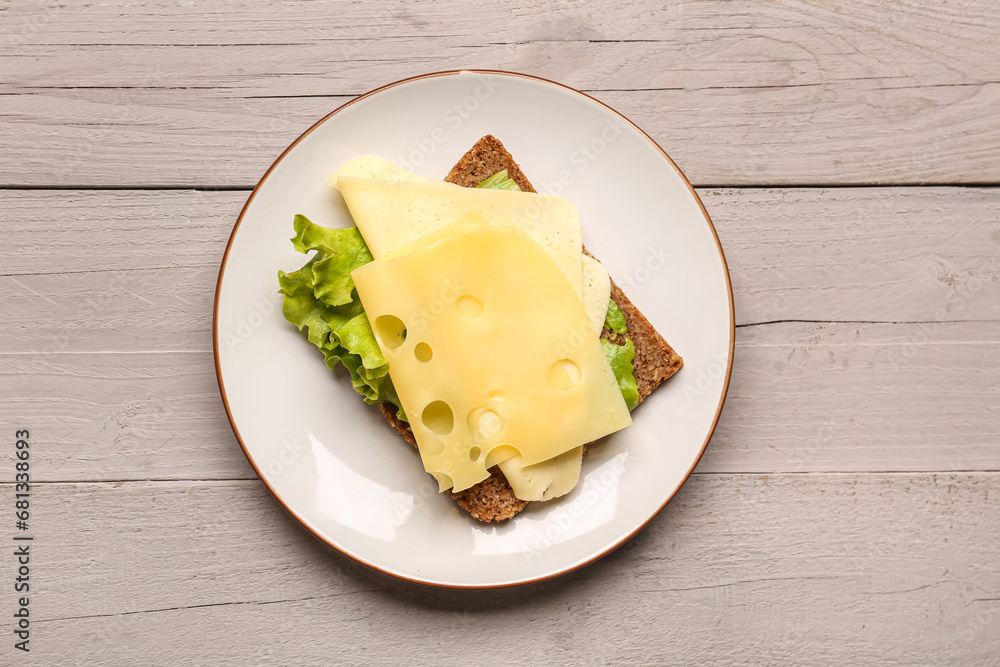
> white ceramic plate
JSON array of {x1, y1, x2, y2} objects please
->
[{"x1": 214, "y1": 70, "x2": 733, "y2": 588}]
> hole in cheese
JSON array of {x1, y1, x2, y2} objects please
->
[
  {"x1": 485, "y1": 444, "x2": 519, "y2": 468},
  {"x1": 421, "y1": 400, "x2": 454, "y2": 435},
  {"x1": 374, "y1": 314, "x2": 407, "y2": 350},
  {"x1": 414, "y1": 342, "x2": 433, "y2": 362},
  {"x1": 430, "y1": 471, "x2": 453, "y2": 492},
  {"x1": 422, "y1": 438, "x2": 445, "y2": 456},
  {"x1": 467, "y1": 407, "x2": 502, "y2": 440},
  {"x1": 469, "y1": 446, "x2": 482, "y2": 461},
  {"x1": 350, "y1": 222, "x2": 633, "y2": 492},
  {"x1": 548, "y1": 359, "x2": 582, "y2": 391},
  {"x1": 456, "y1": 295, "x2": 484, "y2": 318}
]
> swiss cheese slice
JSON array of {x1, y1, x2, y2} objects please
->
[
  {"x1": 331, "y1": 158, "x2": 613, "y2": 335},
  {"x1": 338, "y1": 176, "x2": 584, "y2": 299},
  {"x1": 333, "y1": 158, "x2": 615, "y2": 501},
  {"x1": 351, "y1": 216, "x2": 632, "y2": 493}
]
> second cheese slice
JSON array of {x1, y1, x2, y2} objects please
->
[
  {"x1": 338, "y1": 176, "x2": 584, "y2": 299},
  {"x1": 352, "y1": 216, "x2": 632, "y2": 493}
]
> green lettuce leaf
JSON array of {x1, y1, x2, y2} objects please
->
[
  {"x1": 281, "y1": 211, "x2": 640, "y2": 422},
  {"x1": 291, "y1": 213, "x2": 374, "y2": 306},
  {"x1": 604, "y1": 299, "x2": 628, "y2": 336},
  {"x1": 601, "y1": 338, "x2": 639, "y2": 411},
  {"x1": 480, "y1": 168, "x2": 639, "y2": 409},
  {"x1": 476, "y1": 169, "x2": 521, "y2": 191},
  {"x1": 279, "y1": 215, "x2": 405, "y2": 420}
]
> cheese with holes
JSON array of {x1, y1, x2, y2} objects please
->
[
  {"x1": 338, "y1": 176, "x2": 584, "y2": 299},
  {"x1": 331, "y1": 159, "x2": 613, "y2": 335},
  {"x1": 333, "y1": 159, "x2": 611, "y2": 501},
  {"x1": 351, "y1": 216, "x2": 631, "y2": 493}
]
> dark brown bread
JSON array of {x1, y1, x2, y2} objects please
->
[
  {"x1": 602, "y1": 278, "x2": 683, "y2": 402},
  {"x1": 379, "y1": 135, "x2": 682, "y2": 522},
  {"x1": 448, "y1": 467, "x2": 529, "y2": 522},
  {"x1": 444, "y1": 134, "x2": 537, "y2": 193}
]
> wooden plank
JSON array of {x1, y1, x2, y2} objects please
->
[
  {"x1": 7, "y1": 474, "x2": 1000, "y2": 663},
  {"x1": 1, "y1": 0, "x2": 998, "y2": 186},
  {"x1": 710, "y1": 186, "x2": 1000, "y2": 325},
  {"x1": 0, "y1": 187, "x2": 996, "y2": 480},
  {"x1": 1, "y1": 320, "x2": 997, "y2": 481},
  {"x1": 0, "y1": 351, "x2": 251, "y2": 482},
  {"x1": 2, "y1": 83, "x2": 996, "y2": 188},
  {"x1": 1, "y1": 2, "x2": 995, "y2": 660},
  {"x1": 5, "y1": 1, "x2": 995, "y2": 88},
  {"x1": 0, "y1": 189, "x2": 238, "y2": 275},
  {"x1": 0, "y1": 190, "x2": 236, "y2": 354},
  {"x1": 706, "y1": 320, "x2": 1000, "y2": 474},
  {"x1": 2, "y1": 187, "x2": 997, "y2": 353}
]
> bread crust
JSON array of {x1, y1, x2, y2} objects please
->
[
  {"x1": 444, "y1": 134, "x2": 538, "y2": 193},
  {"x1": 377, "y1": 135, "x2": 682, "y2": 522},
  {"x1": 602, "y1": 278, "x2": 683, "y2": 403}
]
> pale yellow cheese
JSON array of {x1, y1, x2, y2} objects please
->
[
  {"x1": 497, "y1": 446, "x2": 584, "y2": 502},
  {"x1": 338, "y1": 176, "x2": 584, "y2": 299},
  {"x1": 333, "y1": 158, "x2": 611, "y2": 502},
  {"x1": 328, "y1": 155, "x2": 448, "y2": 187},
  {"x1": 330, "y1": 159, "x2": 611, "y2": 330},
  {"x1": 582, "y1": 255, "x2": 612, "y2": 335},
  {"x1": 503, "y1": 252, "x2": 604, "y2": 502},
  {"x1": 352, "y1": 216, "x2": 632, "y2": 493}
]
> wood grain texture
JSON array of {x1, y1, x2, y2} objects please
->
[
  {"x1": 2, "y1": 319, "x2": 996, "y2": 482},
  {"x1": 2, "y1": 2, "x2": 999, "y2": 660},
  {"x1": 1, "y1": 187, "x2": 997, "y2": 353},
  {"x1": 1, "y1": 0, "x2": 998, "y2": 186},
  {"x1": 0, "y1": 187, "x2": 996, "y2": 480},
  {"x1": 4, "y1": 474, "x2": 998, "y2": 665}
]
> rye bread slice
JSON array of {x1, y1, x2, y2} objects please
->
[{"x1": 379, "y1": 135, "x2": 682, "y2": 522}]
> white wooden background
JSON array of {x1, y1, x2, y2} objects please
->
[{"x1": 2, "y1": 1, "x2": 999, "y2": 664}]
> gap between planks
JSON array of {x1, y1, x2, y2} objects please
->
[
  {"x1": 2, "y1": 183, "x2": 1000, "y2": 191},
  {"x1": 0, "y1": 318, "x2": 996, "y2": 334},
  {"x1": 4, "y1": 470, "x2": 1000, "y2": 487}
]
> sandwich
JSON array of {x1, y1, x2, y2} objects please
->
[{"x1": 278, "y1": 135, "x2": 682, "y2": 522}]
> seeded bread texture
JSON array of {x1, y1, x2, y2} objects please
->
[
  {"x1": 444, "y1": 135, "x2": 537, "y2": 193},
  {"x1": 602, "y1": 279, "x2": 683, "y2": 402},
  {"x1": 378, "y1": 135, "x2": 681, "y2": 522}
]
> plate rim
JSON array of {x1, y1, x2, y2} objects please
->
[{"x1": 212, "y1": 69, "x2": 736, "y2": 589}]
